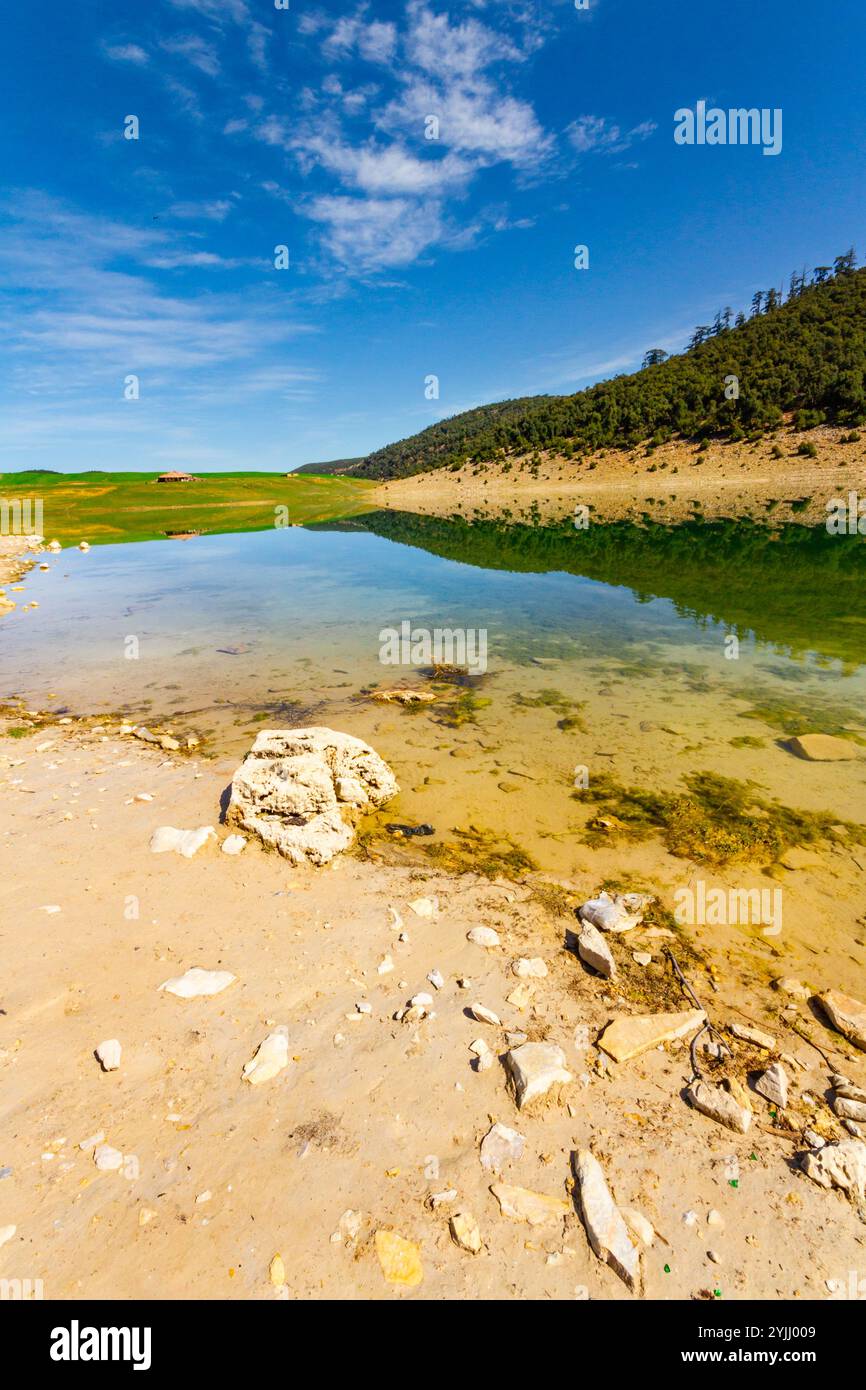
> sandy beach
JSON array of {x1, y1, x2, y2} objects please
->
[{"x1": 1, "y1": 690, "x2": 865, "y2": 1300}]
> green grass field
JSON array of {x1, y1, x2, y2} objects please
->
[{"x1": 0, "y1": 471, "x2": 376, "y2": 546}]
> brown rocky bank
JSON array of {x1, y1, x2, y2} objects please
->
[{"x1": 373, "y1": 425, "x2": 866, "y2": 527}]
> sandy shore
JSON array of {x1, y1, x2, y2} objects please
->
[
  {"x1": 1, "y1": 711, "x2": 865, "y2": 1300},
  {"x1": 374, "y1": 427, "x2": 866, "y2": 526},
  {"x1": 0, "y1": 535, "x2": 46, "y2": 611}
]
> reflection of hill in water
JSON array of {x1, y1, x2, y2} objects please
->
[{"x1": 312, "y1": 510, "x2": 866, "y2": 670}]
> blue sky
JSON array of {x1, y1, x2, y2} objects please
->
[{"x1": 3, "y1": 0, "x2": 865, "y2": 472}]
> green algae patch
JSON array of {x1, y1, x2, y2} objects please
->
[
  {"x1": 739, "y1": 694, "x2": 866, "y2": 741},
  {"x1": 424, "y1": 824, "x2": 537, "y2": 879},
  {"x1": 575, "y1": 770, "x2": 862, "y2": 865}
]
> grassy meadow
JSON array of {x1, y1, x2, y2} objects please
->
[{"x1": 0, "y1": 470, "x2": 376, "y2": 547}]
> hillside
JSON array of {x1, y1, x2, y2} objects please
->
[
  {"x1": 351, "y1": 254, "x2": 866, "y2": 480},
  {"x1": 292, "y1": 457, "x2": 364, "y2": 476}
]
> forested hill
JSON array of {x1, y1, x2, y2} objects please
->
[
  {"x1": 292, "y1": 457, "x2": 363, "y2": 476},
  {"x1": 350, "y1": 254, "x2": 866, "y2": 481}
]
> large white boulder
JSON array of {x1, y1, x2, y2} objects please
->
[{"x1": 227, "y1": 727, "x2": 398, "y2": 866}]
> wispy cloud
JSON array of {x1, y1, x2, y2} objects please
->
[
  {"x1": 102, "y1": 42, "x2": 150, "y2": 65},
  {"x1": 566, "y1": 114, "x2": 657, "y2": 156},
  {"x1": 160, "y1": 33, "x2": 221, "y2": 77}
]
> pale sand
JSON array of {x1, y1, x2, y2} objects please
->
[{"x1": 1, "y1": 714, "x2": 865, "y2": 1301}]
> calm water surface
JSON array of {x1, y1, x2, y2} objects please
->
[{"x1": 3, "y1": 512, "x2": 866, "y2": 877}]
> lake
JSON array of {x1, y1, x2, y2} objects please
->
[{"x1": 3, "y1": 509, "x2": 866, "y2": 880}]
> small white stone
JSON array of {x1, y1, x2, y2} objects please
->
[
  {"x1": 427, "y1": 969, "x2": 445, "y2": 990},
  {"x1": 221, "y1": 834, "x2": 247, "y2": 855},
  {"x1": 150, "y1": 825, "x2": 216, "y2": 858},
  {"x1": 469, "y1": 1002, "x2": 501, "y2": 1026},
  {"x1": 93, "y1": 1144, "x2": 124, "y2": 1172},
  {"x1": 242, "y1": 1028, "x2": 289, "y2": 1085},
  {"x1": 377, "y1": 955, "x2": 394, "y2": 975},
  {"x1": 96, "y1": 1039, "x2": 122, "y2": 1072},
  {"x1": 467, "y1": 927, "x2": 500, "y2": 948},
  {"x1": 429, "y1": 1189, "x2": 458, "y2": 1208},
  {"x1": 159, "y1": 967, "x2": 236, "y2": 999},
  {"x1": 480, "y1": 1122, "x2": 525, "y2": 1172},
  {"x1": 408, "y1": 897, "x2": 438, "y2": 918},
  {"x1": 512, "y1": 957, "x2": 548, "y2": 979},
  {"x1": 0, "y1": 1225, "x2": 16, "y2": 1250}
]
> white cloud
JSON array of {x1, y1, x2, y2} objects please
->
[
  {"x1": 565, "y1": 114, "x2": 657, "y2": 155},
  {"x1": 404, "y1": 1, "x2": 523, "y2": 78},
  {"x1": 380, "y1": 78, "x2": 552, "y2": 167},
  {"x1": 161, "y1": 33, "x2": 221, "y2": 77},
  {"x1": 305, "y1": 195, "x2": 445, "y2": 270},
  {"x1": 0, "y1": 192, "x2": 305, "y2": 374},
  {"x1": 321, "y1": 14, "x2": 397, "y2": 64},
  {"x1": 103, "y1": 42, "x2": 149, "y2": 65},
  {"x1": 297, "y1": 135, "x2": 474, "y2": 196}
]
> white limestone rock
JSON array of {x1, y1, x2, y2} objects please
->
[
  {"x1": 573, "y1": 1149, "x2": 641, "y2": 1292},
  {"x1": 576, "y1": 922, "x2": 616, "y2": 979},
  {"x1": 686, "y1": 1079, "x2": 752, "y2": 1133},
  {"x1": 469, "y1": 1002, "x2": 501, "y2": 1026},
  {"x1": 93, "y1": 1144, "x2": 123, "y2": 1172},
  {"x1": 506, "y1": 1041, "x2": 573, "y2": 1109},
  {"x1": 150, "y1": 825, "x2": 216, "y2": 858},
  {"x1": 221, "y1": 834, "x2": 247, "y2": 855},
  {"x1": 490, "y1": 1182, "x2": 570, "y2": 1226},
  {"x1": 755, "y1": 1061, "x2": 789, "y2": 1109},
  {"x1": 512, "y1": 957, "x2": 548, "y2": 979},
  {"x1": 480, "y1": 1122, "x2": 525, "y2": 1173},
  {"x1": 159, "y1": 967, "x2": 236, "y2": 999},
  {"x1": 578, "y1": 891, "x2": 652, "y2": 934},
  {"x1": 801, "y1": 1138, "x2": 866, "y2": 1200},
  {"x1": 819, "y1": 989, "x2": 866, "y2": 1051},
  {"x1": 226, "y1": 727, "x2": 398, "y2": 866},
  {"x1": 467, "y1": 927, "x2": 500, "y2": 948},
  {"x1": 95, "y1": 1039, "x2": 122, "y2": 1072},
  {"x1": 449, "y1": 1211, "x2": 482, "y2": 1254},
  {"x1": 242, "y1": 1028, "x2": 289, "y2": 1085}
]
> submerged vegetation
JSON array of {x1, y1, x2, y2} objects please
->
[
  {"x1": 576, "y1": 770, "x2": 864, "y2": 865},
  {"x1": 423, "y1": 824, "x2": 537, "y2": 880}
]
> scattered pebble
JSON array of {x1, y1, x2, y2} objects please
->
[
  {"x1": 467, "y1": 927, "x2": 500, "y2": 948},
  {"x1": 242, "y1": 1028, "x2": 290, "y2": 1085},
  {"x1": 95, "y1": 1039, "x2": 122, "y2": 1072},
  {"x1": 450, "y1": 1211, "x2": 482, "y2": 1255},
  {"x1": 159, "y1": 967, "x2": 236, "y2": 999},
  {"x1": 221, "y1": 834, "x2": 247, "y2": 855}
]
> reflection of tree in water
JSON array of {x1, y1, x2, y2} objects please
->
[{"x1": 317, "y1": 512, "x2": 866, "y2": 671}]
